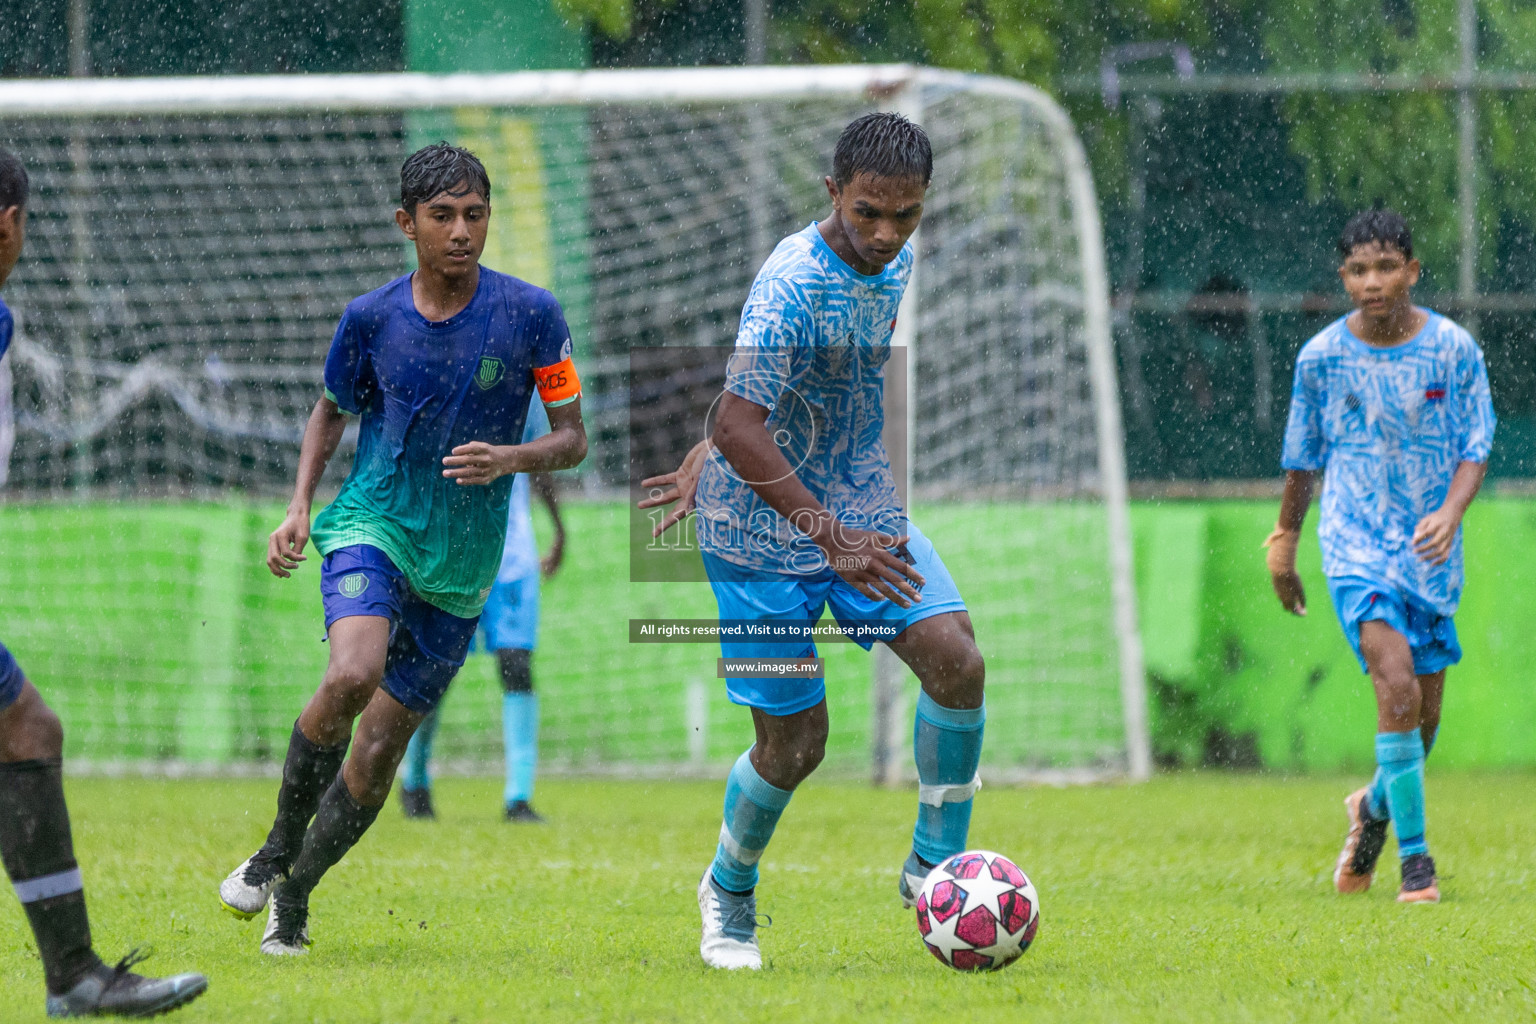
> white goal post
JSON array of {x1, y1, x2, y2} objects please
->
[{"x1": 0, "y1": 65, "x2": 1148, "y2": 781}]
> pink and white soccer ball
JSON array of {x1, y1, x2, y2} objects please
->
[{"x1": 914, "y1": 850, "x2": 1039, "y2": 971}]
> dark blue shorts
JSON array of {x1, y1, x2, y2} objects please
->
[
  {"x1": 0, "y1": 640, "x2": 24, "y2": 711},
  {"x1": 319, "y1": 545, "x2": 480, "y2": 714}
]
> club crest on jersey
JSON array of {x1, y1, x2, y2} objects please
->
[
  {"x1": 339, "y1": 573, "x2": 369, "y2": 599},
  {"x1": 474, "y1": 357, "x2": 505, "y2": 391}
]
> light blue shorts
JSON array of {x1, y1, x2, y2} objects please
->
[
  {"x1": 474, "y1": 570, "x2": 541, "y2": 653},
  {"x1": 1327, "y1": 574, "x2": 1461, "y2": 676},
  {"x1": 701, "y1": 522, "x2": 968, "y2": 717}
]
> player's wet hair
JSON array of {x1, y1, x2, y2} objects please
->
[
  {"x1": 1338, "y1": 208, "x2": 1412, "y2": 260},
  {"x1": 0, "y1": 148, "x2": 29, "y2": 210},
  {"x1": 832, "y1": 112, "x2": 932, "y2": 187},
  {"x1": 400, "y1": 142, "x2": 491, "y2": 216}
]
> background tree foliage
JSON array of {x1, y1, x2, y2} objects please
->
[
  {"x1": 556, "y1": 0, "x2": 1536, "y2": 284},
  {"x1": 1264, "y1": 0, "x2": 1536, "y2": 278}
]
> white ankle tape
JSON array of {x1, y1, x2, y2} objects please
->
[
  {"x1": 918, "y1": 773, "x2": 982, "y2": 808},
  {"x1": 13, "y1": 867, "x2": 83, "y2": 904},
  {"x1": 718, "y1": 824, "x2": 765, "y2": 866}
]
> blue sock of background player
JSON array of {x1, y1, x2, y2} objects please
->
[
  {"x1": 503, "y1": 691, "x2": 538, "y2": 806},
  {"x1": 498, "y1": 648, "x2": 543, "y2": 819},
  {"x1": 401, "y1": 709, "x2": 439, "y2": 795}
]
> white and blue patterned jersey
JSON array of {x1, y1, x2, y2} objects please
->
[
  {"x1": 495, "y1": 399, "x2": 550, "y2": 584},
  {"x1": 1282, "y1": 311, "x2": 1496, "y2": 615},
  {"x1": 695, "y1": 222, "x2": 911, "y2": 574}
]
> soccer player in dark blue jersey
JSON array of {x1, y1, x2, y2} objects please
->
[
  {"x1": 218, "y1": 144, "x2": 587, "y2": 955},
  {"x1": 0, "y1": 149, "x2": 208, "y2": 1017}
]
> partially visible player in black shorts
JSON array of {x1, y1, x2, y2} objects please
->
[{"x1": 0, "y1": 149, "x2": 207, "y2": 1017}]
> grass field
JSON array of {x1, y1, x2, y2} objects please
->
[{"x1": 3, "y1": 773, "x2": 1535, "y2": 1022}]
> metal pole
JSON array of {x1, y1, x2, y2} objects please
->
[
  {"x1": 744, "y1": 0, "x2": 767, "y2": 65},
  {"x1": 1458, "y1": 0, "x2": 1478, "y2": 333},
  {"x1": 743, "y1": 0, "x2": 772, "y2": 263},
  {"x1": 68, "y1": 0, "x2": 90, "y2": 77},
  {"x1": 872, "y1": 81, "x2": 923, "y2": 788},
  {"x1": 67, "y1": 0, "x2": 95, "y2": 491}
]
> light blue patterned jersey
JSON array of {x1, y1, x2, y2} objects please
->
[
  {"x1": 497, "y1": 399, "x2": 550, "y2": 584},
  {"x1": 695, "y1": 222, "x2": 911, "y2": 574},
  {"x1": 1282, "y1": 311, "x2": 1496, "y2": 615}
]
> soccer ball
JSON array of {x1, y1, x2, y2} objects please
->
[{"x1": 914, "y1": 850, "x2": 1039, "y2": 971}]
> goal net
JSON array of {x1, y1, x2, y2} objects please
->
[{"x1": 0, "y1": 66, "x2": 1147, "y2": 781}]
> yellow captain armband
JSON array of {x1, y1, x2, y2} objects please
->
[{"x1": 534, "y1": 357, "x2": 582, "y2": 407}]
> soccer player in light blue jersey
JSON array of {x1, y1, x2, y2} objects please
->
[
  {"x1": 1267, "y1": 209, "x2": 1495, "y2": 904},
  {"x1": 218, "y1": 144, "x2": 587, "y2": 954},
  {"x1": 0, "y1": 149, "x2": 208, "y2": 1017},
  {"x1": 642, "y1": 114, "x2": 986, "y2": 969},
  {"x1": 399, "y1": 399, "x2": 566, "y2": 824}
]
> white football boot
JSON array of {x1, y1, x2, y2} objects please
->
[
  {"x1": 219, "y1": 851, "x2": 287, "y2": 920},
  {"x1": 260, "y1": 889, "x2": 312, "y2": 956},
  {"x1": 697, "y1": 871, "x2": 764, "y2": 970}
]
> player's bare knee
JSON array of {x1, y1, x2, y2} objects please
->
[
  {"x1": 792, "y1": 734, "x2": 827, "y2": 778},
  {"x1": 757, "y1": 730, "x2": 826, "y2": 787},
  {"x1": 921, "y1": 644, "x2": 985, "y2": 710},
  {"x1": 29, "y1": 700, "x2": 64, "y2": 758},
  {"x1": 0, "y1": 692, "x2": 64, "y2": 761},
  {"x1": 320, "y1": 661, "x2": 384, "y2": 710}
]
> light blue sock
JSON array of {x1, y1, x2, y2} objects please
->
[
  {"x1": 1365, "y1": 727, "x2": 1436, "y2": 820},
  {"x1": 1376, "y1": 729, "x2": 1428, "y2": 858},
  {"x1": 503, "y1": 692, "x2": 539, "y2": 805},
  {"x1": 710, "y1": 750, "x2": 792, "y2": 893},
  {"x1": 912, "y1": 692, "x2": 985, "y2": 866},
  {"x1": 402, "y1": 708, "x2": 440, "y2": 793}
]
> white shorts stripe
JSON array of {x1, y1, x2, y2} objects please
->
[{"x1": 13, "y1": 867, "x2": 83, "y2": 904}]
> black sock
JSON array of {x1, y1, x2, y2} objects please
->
[
  {"x1": 281, "y1": 774, "x2": 381, "y2": 904},
  {"x1": 261, "y1": 722, "x2": 349, "y2": 872},
  {"x1": 0, "y1": 759, "x2": 104, "y2": 994}
]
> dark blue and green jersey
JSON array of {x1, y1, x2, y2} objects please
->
[
  {"x1": 311, "y1": 269, "x2": 574, "y2": 618},
  {"x1": 0, "y1": 294, "x2": 12, "y2": 359}
]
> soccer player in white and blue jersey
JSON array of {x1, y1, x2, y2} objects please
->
[
  {"x1": 218, "y1": 144, "x2": 587, "y2": 954},
  {"x1": 0, "y1": 149, "x2": 208, "y2": 1017},
  {"x1": 398, "y1": 399, "x2": 565, "y2": 823},
  {"x1": 1267, "y1": 209, "x2": 1495, "y2": 904},
  {"x1": 643, "y1": 114, "x2": 986, "y2": 969}
]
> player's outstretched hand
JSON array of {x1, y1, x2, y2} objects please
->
[
  {"x1": 1412, "y1": 507, "x2": 1459, "y2": 566},
  {"x1": 443, "y1": 441, "x2": 514, "y2": 485},
  {"x1": 637, "y1": 439, "x2": 711, "y2": 538},
  {"x1": 818, "y1": 525, "x2": 925, "y2": 609},
  {"x1": 268, "y1": 510, "x2": 310, "y2": 578},
  {"x1": 1263, "y1": 525, "x2": 1306, "y2": 616}
]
